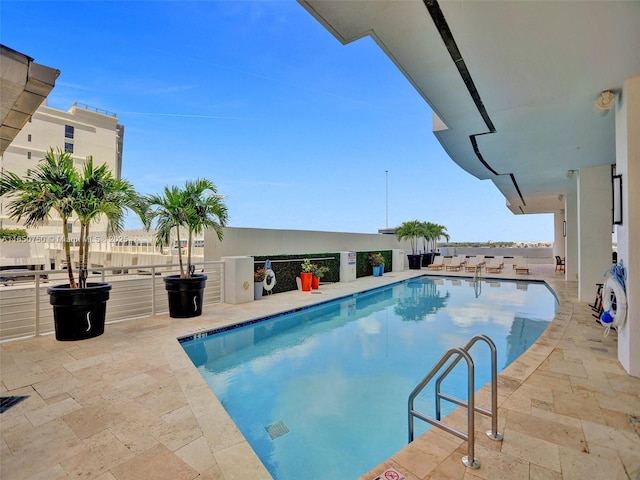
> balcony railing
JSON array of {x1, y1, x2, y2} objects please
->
[{"x1": 0, "y1": 260, "x2": 224, "y2": 342}]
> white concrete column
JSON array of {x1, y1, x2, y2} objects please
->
[
  {"x1": 552, "y1": 210, "x2": 566, "y2": 262},
  {"x1": 222, "y1": 256, "x2": 253, "y2": 304},
  {"x1": 615, "y1": 76, "x2": 640, "y2": 377},
  {"x1": 577, "y1": 164, "x2": 613, "y2": 302},
  {"x1": 392, "y1": 249, "x2": 405, "y2": 272},
  {"x1": 565, "y1": 190, "x2": 579, "y2": 281},
  {"x1": 339, "y1": 251, "x2": 356, "y2": 282}
]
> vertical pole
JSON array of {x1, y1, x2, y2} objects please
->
[
  {"x1": 35, "y1": 273, "x2": 41, "y2": 336},
  {"x1": 464, "y1": 361, "x2": 477, "y2": 468},
  {"x1": 151, "y1": 266, "x2": 156, "y2": 316}
]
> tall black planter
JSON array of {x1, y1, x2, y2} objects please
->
[
  {"x1": 421, "y1": 253, "x2": 435, "y2": 267},
  {"x1": 407, "y1": 254, "x2": 422, "y2": 270},
  {"x1": 47, "y1": 283, "x2": 112, "y2": 341},
  {"x1": 164, "y1": 274, "x2": 207, "y2": 318}
]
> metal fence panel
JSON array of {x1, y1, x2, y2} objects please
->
[{"x1": 0, "y1": 261, "x2": 224, "y2": 342}]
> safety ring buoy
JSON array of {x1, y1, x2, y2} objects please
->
[
  {"x1": 600, "y1": 275, "x2": 627, "y2": 335},
  {"x1": 263, "y1": 269, "x2": 276, "y2": 292}
]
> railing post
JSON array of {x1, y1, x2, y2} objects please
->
[
  {"x1": 151, "y1": 266, "x2": 156, "y2": 316},
  {"x1": 35, "y1": 273, "x2": 41, "y2": 336},
  {"x1": 462, "y1": 359, "x2": 479, "y2": 469}
]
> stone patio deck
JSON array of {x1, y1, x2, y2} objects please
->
[{"x1": 1, "y1": 265, "x2": 639, "y2": 480}]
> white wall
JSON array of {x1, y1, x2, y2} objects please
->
[
  {"x1": 577, "y1": 164, "x2": 613, "y2": 302},
  {"x1": 565, "y1": 190, "x2": 579, "y2": 281},
  {"x1": 553, "y1": 211, "x2": 565, "y2": 260},
  {"x1": 204, "y1": 227, "x2": 408, "y2": 260},
  {"x1": 615, "y1": 76, "x2": 640, "y2": 377}
]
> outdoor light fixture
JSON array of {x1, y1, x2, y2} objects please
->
[
  {"x1": 563, "y1": 220, "x2": 567, "y2": 238},
  {"x1": 593, "y1": 90, "x2": 616, "y2": 116},
  {"x1": 566, "y1": 170, "x2": 577, "y2": 179}
]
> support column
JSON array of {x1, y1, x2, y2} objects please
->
[
  {"x1": 552, "y1": 210, "x2": 566, "y2": 264},
  {"x1": 222, "y1": 256, "x2": 253, "y2": 304},
  {"x1": 615, "y1": 76, "x2": 640, "y2": 376},
  {"x1": 577, "y1": 164, "x2": 613, "y2": 302},
  {"x1": 565, "y1": 191, "x2": 578, "y2": 282}
]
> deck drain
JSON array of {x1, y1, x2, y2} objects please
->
[
  {"x1": 0, "y1": 396, "x2": 28, "y2": 413},
  {"x1": 265, "y1": 420, "x2": 290, "y2": 440}
]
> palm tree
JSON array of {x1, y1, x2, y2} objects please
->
[
  {"x1": 422, "y1": 222, "x2": 450, "y2": 253},
  {"x1": 0, "y1": 148, "x2": 146, "y2": 289},
  {"x1": 74, "y1": 157, "x2": 147, "y2": 287},
  {"x1": 0, "y1": 148, "x2": 79, "y2": 287},
  {"x1": 147, "y1": 178, "x2": 228, "y2": 278},
  {"x1": 395, "y1": 220, "x2": 425, "y2": 255}
]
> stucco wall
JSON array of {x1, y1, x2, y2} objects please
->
[{"x1": 203, "y1": 227, "x2": 407, "y2": 260}]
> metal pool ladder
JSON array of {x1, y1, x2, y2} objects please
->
[
  {"x1": 473, "y1": 264, "x2": 482, "y2": 297},
  {"x1": 407, "y1": 334, "x2": 503, "y2": 469}
]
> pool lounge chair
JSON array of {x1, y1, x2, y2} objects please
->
[
  {"x1": 455, "y1": 254, "x2": 467, "y2": 267},
  {"x1": 464, "y1": 255, "x2": 485, "y2": 272},
  {"x1": 514, "y1": 256, "x2": 529, "y2": 274},
  {"x1": 485, "y1": 256, "x2": 504, "y2": 273},
  {"x1": 427, "y1": 256, "x2": 444, "y2": 270},
  {"x1": 445, "y1": 256, "x2": 463, "y2": 271}
]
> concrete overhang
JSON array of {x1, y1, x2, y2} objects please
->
[
  {"x1": 298, "y1": 1, "x2": 640, "y2": 215},
  {"x1": 1, "y1": 45, "x2": 60, "y2": 155}
]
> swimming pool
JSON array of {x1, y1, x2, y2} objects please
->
[{"x1": 181, "y1": 276, "x2": 557, "y2": 479}]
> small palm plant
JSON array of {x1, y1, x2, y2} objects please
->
[
  {"x1": 0, "y1": 148, "x2": 144, "y2": 288},
  {"x1": 0, "y1": 148, "x2": 78, "y2": 286},
  {"x1": 421, "y1": 221, "x2": 450, "y2": 253},
  {"x1": 0, "y1": 148, "x2": 146, "y2": 339},
  {"x1": 395, "y1": 220, "x2": 425, "y2": 255},
  {"x1": 147, "y1": 178, "x2": 229, "y2": 278},
  {"x1": 74, "y1": 157, "x2": 146, "y2": 287}
]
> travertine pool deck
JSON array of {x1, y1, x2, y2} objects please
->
[{"x1": 1, "y1": 265, "x2": 639, "y2": 479}]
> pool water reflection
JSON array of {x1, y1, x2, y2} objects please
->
[{"x1": 182, "y1": 277, "x2": 557, "y2": 480}]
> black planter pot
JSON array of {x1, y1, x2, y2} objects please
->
[
  {"x1": 407, "y1": 254, "x2": 422, "y2": 270},
  {"x1": 47, "y1": 282, "x2": 112, "y2": 341},
  {"x1": 421, "y1": 253, "x2": 435, "y2": 267},
  {"x1": 164, "y1": 274, "x2": 207, "y2": 318}
]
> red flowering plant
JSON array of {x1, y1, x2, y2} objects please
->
[
  {"x1": 368, "y1": 253, "x2": 385, "y2": 267},
  {"x1": 254, "y1": 267, "x2": 267, "y2": 282},
  {"x1": 311, "y1": 264, "x2": 330, "y2": 279}
]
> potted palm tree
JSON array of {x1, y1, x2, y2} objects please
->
[
  {"x1": 0, "y1": 148, "x2": 145, "y2": 340},
  {"x1": 421, "y1": 222, "x2": 449, "y2": 267},
  {"x1": 396, "y1": 220, "x2": 425, "y2": 269},
  {"x1": 147, "y1": 179, "x2": 228, "y2": 318}
]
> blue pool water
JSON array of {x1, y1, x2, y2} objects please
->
[{"x1": 181, "y1": 277, "x2": 557, "y2": 480}]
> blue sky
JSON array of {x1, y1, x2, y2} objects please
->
[{"x1": 2, "y1": 1, "x2": 552, "y2": 241}]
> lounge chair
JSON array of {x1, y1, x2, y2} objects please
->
[
  {"x1": 485, "y1": 256, "x2": 504, "y2": 273},
  {"x1": 555, "y1": 255, "x2": 565, "y2": 272},
  {"x1": 464, "y1": 255, "x2": 485, "y2": 272},
  {"x1": 455, "y1": 254, "x2": 467, "y2": 267},
  {"x1": 427, "y1": 255, "x2": 444, "y2": 270},
  {"x1": 445, "y1": 256, "x2": 463, "y2": 271},
  {"x1": 514, "y1": 256, "x2": 529, "y2": 274}
]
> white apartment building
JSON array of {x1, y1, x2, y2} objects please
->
[{"x1": 0, "y1": 101, "x2": 124, "y2": 235}]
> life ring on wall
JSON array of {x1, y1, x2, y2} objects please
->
[
  {"x1": 263, "y1": 269, "x2": 276, "y2": 292},
  {"x1": 600, "y1": 275, "x2": 627, "y2": 335}
]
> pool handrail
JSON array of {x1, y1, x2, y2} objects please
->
[{"x1": 407, "y1": 334, "x2": 503, "y2": 470}]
